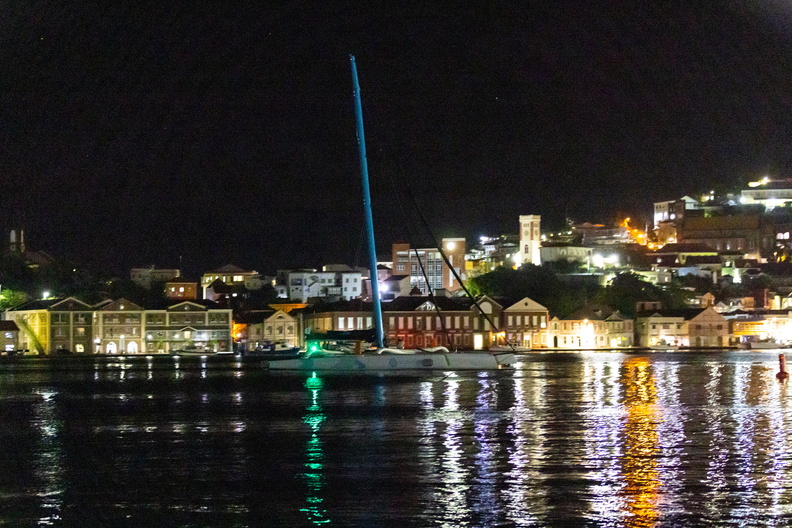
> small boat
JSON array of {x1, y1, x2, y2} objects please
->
[
  {"x1": 650, "y1": 343, "x2": 679, "y2": 352},
  {"x1": 245, "y1": 341, "x2": 302, "y2": 358},
  {"x1": 170, "y1": 345, "x2": 214, "y2": 356},
  {"x1": 747, "y1": 341, "x2": 780, "y2": 350}
]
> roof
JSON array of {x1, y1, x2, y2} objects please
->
[
  {"x1": 684, "y1": 256, "x2": 722, "y2": 265},
  {"x1": 635, "y1": 308, "x2": 707, "y2": 319},
  {"x1": 209, "y1": 264, "x2": 255, "y2": 274},
  {"x1": 235, "y1": 310, "x2": 274, "y2": 324},
  {"x1": 8, "y1": 298, "x2": 63, "y2": 311},
  {"x1": 0, "y1": 321, "x2": 19, "y2": 331},
  {"x1": 655, "y1": 243, "x2": 718, "y2": 254},
  {"x1": 384, "y1": 295, "x2": 474, "y2": 312},
  {"x1": 503, "y1": 297, "x2": 549, "y2": 312},
  {"x1": 562, "y1": 304, "x2": 619, "y2": 321}
]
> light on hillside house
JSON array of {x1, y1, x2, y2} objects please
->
[
  {"x1": 749, "y1": 176, "x2": 771, "y2": 187},
  {"x1": 42, "y1": 291, "x2": 50, "y2": 299},
  {"x1": 446, "y1": 241, "x2": 456, "y2": 250},
  {"x1": 380, "y1": 283, "x2": 389, "y2": 293}
]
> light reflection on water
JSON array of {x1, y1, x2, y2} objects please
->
[{"x1": 3, "y1": 353, "x2": 792, "y2": 526}]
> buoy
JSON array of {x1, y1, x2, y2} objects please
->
[{"x1": 777, "y1": 353, "x2": 789, "y2": 381}]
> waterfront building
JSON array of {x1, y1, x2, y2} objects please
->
[
  {"x1": 94, "y1": 298, "x2": 144, "y2": 354},
  {"x1": 634, "y1": 309, "x2": 717, "y2": 347},
  {"x1": 549, "y1": 305, "x2": 634, "y2": 349},
  {"x1": 687, "y1": 306, "x2": 730, "y2": 347},
  {"x1": 502, "y1": 297, "x2": 550, "y2": 348},
  {"x1": 141, "y1": 300, "x2": 233, "y2": 354},
  {"x1": 5, "y1": 298, "x2": 233, "y2": 355},
  {"x1": 299, "y1": 295, "x2": 542, "y2": 350},
  {"x1": 6, "y1": 299, "x2": 59, "y2": 354},
  {"x1": 391, "y1": 239, "x2": 466, "y2": 294},
  {"x1": 0, "y1": 320, "x2": 19, "y2": 354},
  {"x1": 49, "y1": 297, "x2": 95, "y2": 354},
  {"x1": 243, "y1": 309, "x2": 300, "y2": 350},
  {"x1": 300, "y1": 301, "x2": 373, "y2": 335}
]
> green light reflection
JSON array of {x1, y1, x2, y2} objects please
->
[{"x1": 300, "y1": 373, "x2": 331, "y2": 525}]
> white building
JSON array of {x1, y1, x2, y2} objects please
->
[
  {"x1": 517, "y1": 215, "x2": 541, "y2": 266},
  {"x1": 287, "y1": 268, "x2": 363, "y2": 302},
  {"x1": 740, "y1": 179, "x2": 792, "y2": 210},
  {"x1": 653, "y1": 196, "x2": 700, "y2": 228}
]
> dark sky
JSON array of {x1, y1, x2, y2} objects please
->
[{"x1": 3, "y1": 1, "x2": 792, "y2": 277}]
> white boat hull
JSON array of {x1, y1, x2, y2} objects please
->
[
  {"x1": 650, "y1": 346, "x2": 679, "y2": 352},
  {"x1": 267, "y1": 351, "x2": 516, "y2": 371},
  {"x1": 748, "y1": 342, "x2": 780, "y2": 350}
]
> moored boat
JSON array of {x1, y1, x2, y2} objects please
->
[{"x1": 266, "y1": 56, "x2": 515, "y2": 373}]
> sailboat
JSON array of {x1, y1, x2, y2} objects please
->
[{"x1": 267, "y1": 56, "x2": 516, "y2": 372}]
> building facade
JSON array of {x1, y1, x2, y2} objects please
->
[
  {"x1": 286, "y1": 269, "x2": 363, "y2": 302},
  {"x1": 391, "y1": 239, "x2": 466, "y2": 294},
  {"x1": 517, "y1": 215, "x2": 542, "y2": 266},
  {"x1": 6, "y1": 298, "x2": 232, "y2": 355},
  {"x1": 131, "y1": 267, "x2": 182, "y2": 289}
]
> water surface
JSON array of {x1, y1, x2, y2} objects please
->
[{"x1": 1, "y1": 351, "x2": 791, "y2": 527}]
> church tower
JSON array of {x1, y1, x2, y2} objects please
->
[{"x1": 518, "y1": 215, "x2": 541, "y2": 266}]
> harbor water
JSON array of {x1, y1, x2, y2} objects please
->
[{"x1": 2, "y1": 351, "x2": 792, "y2": 527}]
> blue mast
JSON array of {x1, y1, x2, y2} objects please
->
[{"x1": 350, "y1": 55, "x2": 385, "y2": 349}]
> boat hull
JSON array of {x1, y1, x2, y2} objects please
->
[{"x1": 267, "y1": 351, "x2": 516, "y2": 371}]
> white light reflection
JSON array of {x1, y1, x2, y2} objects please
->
[
  {"x1": 503, "y1": 362, "x2": 546, "y2": 526},
  {"x1": 703, "y1": 362, "x2": 729, "y2": 520},
  {"x1": 32, "y1": 389, "x2": 64, "y2": 526},
  {"x1": 766, "y1": 366, "x2": 791, "y2": 517},
  {"x1": 436, "y1": 375, "x2": 469, "y2": 527},
  {"x1": 732, "y1": 361, "x2": 758, "y2": 519},
  {"x1": 652, "y1": 361, "x2": 684, "y2": 514},
  {"x1": 582, "y1": 357, "x2": 625, "y2": 524},
  {"x1": 471, "y1": 373, "x2": 501, "y2": 526}
]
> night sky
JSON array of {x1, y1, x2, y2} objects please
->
[{"x1": 3, "y1": 1, "x2": 792, "y2": 278}]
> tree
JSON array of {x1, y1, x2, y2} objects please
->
[
  {"x1": 466, "y1": 264, "x2": 597, "y2": 317},
  {"x1": 597, "y1": 271, "x2": 663, "y2": 316}
]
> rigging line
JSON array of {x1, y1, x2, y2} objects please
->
[
  {"x1": 396, "y1": 161, "x2": 516, "y2": 352},
  {"x1": 353, "y1": 223, "x2": 365, "y2": 271},
  {"x1": 386, "y1": 154, "x2": 454, "y2": 350}
]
